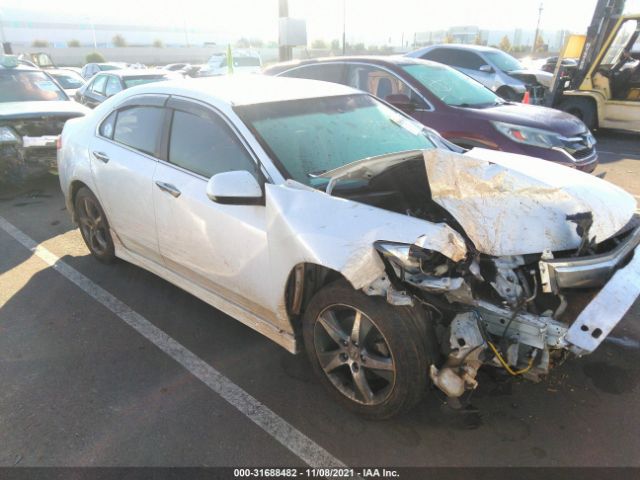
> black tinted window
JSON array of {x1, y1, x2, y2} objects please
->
[
  {"x1": 422, "y1": 48, "x2": 484, "y2": 70},
  {"x1": 113, "y1": 106, "x2": 165, "y2": 156},
  {"x1": 99, "y1": 111, "x2": 117, "y2": 139},
  {"x1": 281, "y1": 64, "x2": 346, "y2": 84},
  {"x1": 91, "y1": 75, "x2": 108, "y2": 95},
  {"x1": 169, "y1": 110, "x2": 257, "y2": 179},
  {"x1": 105, "y1": 76, "x2": 122, "y2": 97}
]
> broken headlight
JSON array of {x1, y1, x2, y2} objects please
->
[
  {"x1": 374, "y1": 241, "x2": 420, "y2": 271},
  {"x1": 0, "y1": 126, "x2": 20, "y2": 144},
  {"x1": 492, "y1": 121, "x2": 564, "y2": 149}
]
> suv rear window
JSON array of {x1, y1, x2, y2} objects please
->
[{"x1": 0, "y1": 70, "x2": 67, "y2": 102}]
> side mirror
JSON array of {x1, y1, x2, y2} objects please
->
[
  {"x1": 479, "y1": 64, "x2": 494, "y2": 73},
  {"x1": 206, "y1": 170, "x2": 263, "y2": 205},
  {"x1": 385, "y1": 93, "x2": 417, "y2": 113}
]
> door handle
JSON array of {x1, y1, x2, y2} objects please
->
[
  {"x1": 155, "y1": 181, "x2": 181, "y2": 198},
  {"x1": 92, "y1": 151, "x2": 110, "y2": 163}
]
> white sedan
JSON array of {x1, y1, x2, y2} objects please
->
[{"x1": 58, "y1": 76, "x2": 640, "y2": 419}]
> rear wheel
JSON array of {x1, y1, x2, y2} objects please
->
[
  {"x1": 74, "y1": 187, "x2": 115, "y2": 263},
  {"x1": 302, "y1": 280, "x2": 434, "y2": 419},
  {"x1": 558, "y1": 97, "x2": 597, "y2": 130}
]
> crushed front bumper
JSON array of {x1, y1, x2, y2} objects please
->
[
  {"x1": 539, "y1": 226, "x2": 640, "y2": 293},
  {"x1": 566, "y1": 245, "x2": 640, "y2": 354}
]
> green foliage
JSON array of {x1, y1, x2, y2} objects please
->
[
  {"x1": 311, "y1": 39, "x2": 328, "y2": 49},
  {"x1": 31, "y1": 40, "x2": 49, "y2": 48},
  {"x1": 152, "y1": 39, "x2": 164, "y2": 48},
  {"x1": 67, "y1": 39, "x2": 81, "y2": 48},
  {"x1": 85, "y1": 52, "x2": 106, "y2": 63},
  {"x1": 498, "y1": 35, "x2": 512, "y2": 52},
  {"x1": 112, "y1": 35, "x2": 127, "y2": 47}
]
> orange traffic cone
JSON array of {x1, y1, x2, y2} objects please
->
[{"x1": 522, "y1": 90, "x2": 530, "y2": 104}]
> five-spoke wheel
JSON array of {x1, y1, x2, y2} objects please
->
[{"x1": 74, "y1": 187, "x2": 115, "y2": 263}]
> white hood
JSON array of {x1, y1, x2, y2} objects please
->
[
  {"x1": 425, "y1": 148, "x2": 636, "y2": 256},
  {"x1": 509, "y1": 68, "x2": 553, "y2": 88},
  {"x1": 319, "y1": 148, "x2": 636, "y2": 257}
]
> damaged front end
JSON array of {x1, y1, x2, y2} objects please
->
[
  {"x1": 319, "y1": 147, "x2": 640, "y2": 403},
  {"x1": 372, "y1": 220, "x2": 640, "y2": 401}
]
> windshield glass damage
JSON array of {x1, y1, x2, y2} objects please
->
[{"x1": 235, "y1": 94, "x2": 434, "y2": 187}]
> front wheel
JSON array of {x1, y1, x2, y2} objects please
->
[{"x1": 302, "y1": 281, "x2": 434, "y2": 419}]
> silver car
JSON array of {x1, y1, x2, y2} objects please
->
[
  {"x1": 58, "y1": 76, "x2": 640, "y2": 419},
  {"x1": 406, "y1": 44, "x2": 553, "y2": 103}
]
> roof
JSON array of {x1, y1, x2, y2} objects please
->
[
  {"x1": 94, "y1": 68, "x2": 173, "y2": 78},
  {"x1": 407, "y1": 44, "x2": 501, "y2": 56},
  {"x1": 127, "y1": 75, "x2": 361, "y2": 106},
  {"x1": 263, "y1": 55, "x2": 434, "y2": 75}
]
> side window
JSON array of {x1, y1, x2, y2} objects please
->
[
  {"x1": 105, "y1": 76, "x2": 123, "y2": 97},
  {"x1": 422, "y1": 49, "x2": 484, "y2": 70},
  {"x1": 346, "y1": 64, "x2": 426, "y2": 106},
  {"x1": 99, "y1": 111, "x2": 117, "y2": 139},
  {"x1": 112, "y1": 106, "x2": 165, "y2": 156},
  {"x1": 168, "y1": 109, "x2": 257, "y2": 179},
  {"x1": 420, "y1": 48, "x2": 451, "y2": 64},
  {"x1": 91, "y1": 75, "x2": 108, "y2": 95},
  {"x1": 281, "y1": 64, "x2": 347, "y2": 84}
]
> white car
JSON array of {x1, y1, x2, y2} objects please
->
[
  {"x1": 58, "y1": 76, "x2": 640, "y2": 418},
  {"x1": 199, "y1": 51, "x2": 262, "y2": 77}
]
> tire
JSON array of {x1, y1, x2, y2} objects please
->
[
  {"x1": 558, "y1": 97, "x2": 597, "y2": 131},
  {"x1": 496, "y1": 86, "x2": 521, "y2": 102},
  {"x1": 74, "y1": 187, "x2": 116, "y2": 263},
  {"x1": 302, "y1": 280, "x2": 436, "y2": 419}
]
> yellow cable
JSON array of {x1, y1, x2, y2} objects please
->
[{"x1": 487, "y1": 341, "x2": 535, "y2": 376}]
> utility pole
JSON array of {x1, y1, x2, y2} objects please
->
[
  {"x1": 278, "y1": 0, "x2": 292, "y2": 61},
  {"x1": 532, "y1": 2, "x2": 543, "y2": 54},
  {"x1": 342, "y1": 0, "x2": 346, "y2": 55}
]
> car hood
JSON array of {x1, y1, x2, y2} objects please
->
[
  {"x1": 474, "y1": 102, "x2": 589, "y2": 136},
  {"x1": 508, "y1": 68, "x2": 553, "y2": 87},
  {"x1": 0, "y1": 101, "x2": 90, "y2": 120},
  {"x1": 319, "y1": 148, "x2": 636, "y2": 257}
]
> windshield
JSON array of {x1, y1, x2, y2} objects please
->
[
  {"x1": 123, "y1": 75, "x2": 168, "y2": 88},
  {"x1": 51, "y1": 72, "x2": 85, "y2": 89},
  {"x1": 401, "y1": 63, "x2": 500, "y2": 107},
  {"x1": 484, "y1": 50, "x2": 524, "y2": 72},
  {"x1": 0, "y1": 71, "x2": 67, "y2": 102},
  {"x1": 236, "y1": 94, "x2": 434, "y2": 187}
]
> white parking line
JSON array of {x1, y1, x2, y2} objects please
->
[{"x1": 0, "y1": 216, "x2": 352, "y2": 473}]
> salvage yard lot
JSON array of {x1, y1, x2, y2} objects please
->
[{"x1": 1, "y1": 131, "x2": 639, "y2": 468}]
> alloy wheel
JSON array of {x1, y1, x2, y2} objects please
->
[
  {"x1": 77, "y1": 196, "x2": 109, "y2": 256},
  {"x1": 313, "y1": 304, "x2": 396, "y2": 405}
]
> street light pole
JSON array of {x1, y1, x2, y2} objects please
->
[
  {"x1": 532, "y1": 2, "x2": 543, "y2": 54},
  {"x1": 87, "y1": 16, "x2": 97, "y2": 50},
  {"x1": 0, "y1": 9, "x2": 7, "y2": 53},
  {"x1": 342, "y1": 0, "x2": 346, "y2": 55}
]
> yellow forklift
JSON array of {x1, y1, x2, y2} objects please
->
[{"x1": 548, "y1": 0, "x2": 640, "y2": 132}]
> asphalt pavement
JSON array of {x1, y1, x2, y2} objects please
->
[{"x1": 1, "y1": 131, "x2": 639, "y2": 469}]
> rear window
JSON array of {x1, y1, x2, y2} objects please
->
[
  {"x1": 51, "y1": 72, "x2": 85, "y2": 89},
  {"x1": 0, "y1": 70, "x2": 67, "y2": 102},
  {"x1": 123, "y1": 76, "x2": 168, "y2": 88}
]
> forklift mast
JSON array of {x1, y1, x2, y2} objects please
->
[{"x1": 570, "y1": 0, "x2": 626, "y2": 89}]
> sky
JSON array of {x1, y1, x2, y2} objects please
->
[{"x1": 2, "y1": 0, "x2": 639, "y2": 45}]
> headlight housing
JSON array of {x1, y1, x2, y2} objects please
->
[
  {"x1": 0, "y1": 126, "x2": 20, "y2": 144},
  {"x1": 492, "y1": 121, "x2": 564, "y2": 149},
  {"x1": 374, "y1": 241, "x2": 420, "y2": 271}
]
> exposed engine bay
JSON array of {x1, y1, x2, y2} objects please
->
[{"x1": 324, "y1": 149, "x2": 640, "y2": 402}]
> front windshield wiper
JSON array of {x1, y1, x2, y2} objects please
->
[{"x1": 307, "y1": 170, "x2": 328, "y2": 178}]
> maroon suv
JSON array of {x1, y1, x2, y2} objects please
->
[{"x1": 264, "y1": 56, "x2": 597, "y2": 172}]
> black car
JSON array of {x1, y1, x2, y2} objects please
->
[
  {"x1": 75, "y1": 69, "x2": 178, "y2": 108},
  {"x1": 0, "y1": 56, "x2": 89, "y2": 185}
]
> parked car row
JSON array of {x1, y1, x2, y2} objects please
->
[
  {"x1": 264, "y1": 55, "x2": 597, "y2": 171},
  {"x1": 57, "y1": 75, "x2": 638, "y2": 419}
]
